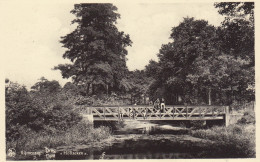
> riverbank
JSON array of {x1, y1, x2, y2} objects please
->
[
  {"x1": 190, "y1": 124, "x2": 255, "y2": 158},
  {"x1": 189, "y1": 109, "x2": 256, "y2": 158},
  {"x1": 6, "y1": 121, "x2": 111, "y2": 160},
  {"x1": 8, "y1": 118, "x2": 255, "y2": 160}
]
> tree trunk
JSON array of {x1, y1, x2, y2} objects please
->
[
  {"x1": 208, "y1": 87, "x2": 211, "y2": 105},
  {"x1": 87, "y1": 83, "x2": 90, "y2": 95},
  {"x1": 197, "y1": 85, "x2": 200, "y2": 104},
  {"x1": 106, "y1": 84, "x2": 108, "y2": 95}
]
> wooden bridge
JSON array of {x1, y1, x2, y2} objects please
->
[{"x1": 83, "y1": 105, "x2": 230, "y2": 126}]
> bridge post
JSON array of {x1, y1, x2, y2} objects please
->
[
  {"x1": 82, "y1": 114, "x2": 94, "y2": 123},
  {"x1": 82, "y1": 107, "x2": 94, "y2": 124},
  {"x1": 225, "y1": 106, "x2": 230, "y2": 127},
  {"x1": 186, "y1": 105, "x2": 188, "y2": 118}
]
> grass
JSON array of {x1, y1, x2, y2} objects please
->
[
  {"x1": 190, "y1": 109, "x2": 256, "y2": 158},
  {"x1": 7, "y1": 120, "x2": 111, "y2": 152},
  {"x1": 190, "y1": 124, "x2": 255, "y2": 158}
]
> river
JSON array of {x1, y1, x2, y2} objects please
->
[{"x1": 15, "y1": 120, "x2": 237, "y2": 160}]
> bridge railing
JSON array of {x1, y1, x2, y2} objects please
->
[{"x1": 87, "y1": 105, "x2": 228, "y2": 121}]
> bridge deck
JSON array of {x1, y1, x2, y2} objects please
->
[{"x1": 85, "y1": 105, "x2": 228, "y2": 121}]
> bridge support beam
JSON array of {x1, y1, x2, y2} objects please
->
[{"x1": 225, "y1": 106, "x2": 230, "y2": 127}]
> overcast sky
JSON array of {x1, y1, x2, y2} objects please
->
[{"x1": 1, "y1": 2, "x2": 225, "y2": 88}]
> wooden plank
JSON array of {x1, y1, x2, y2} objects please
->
[
  {"x1": 175, "y1": 107, "x2": 186, "y2": 118},
  {"x1": 146, "y1": 107, "x2": 154, "y2": 119},
  {"x1": 186, "y1": 105, "x2": 188, "y2": 118},
  {"x1": 134, "y1": 107, "x2": 143, "y2": 117},
  {"x1": 93, "y1": 116, "x2": 224, "y2": 121},
  {"x1": 147, "y1": 107, "x2": 160, "y2": 118},
  {"x1": 120, "y1": 107, "x2": 128, "y2": 115},
  {"x1": 161, "y1": 107, "x2": 173, "y2": 118},
  {"x1": 188, "y1": 107, "x2": 199, "y2": 117},
  {"x1": 92, "y1": 108, "x2": 104, "y2": 118},
  {"x1": 104, "y1": 107, "x2": 118, "y2": 119},
  {"x1": 200, "y1": 107, "x2": 211, "y2": 117}
]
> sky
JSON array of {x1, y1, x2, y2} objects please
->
[{"x1": 1, "y1": 1, "x2": 225, "y2": 88}]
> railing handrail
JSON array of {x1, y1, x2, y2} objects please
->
[{"x1": 87, "y1": 105, "x2": 228, "y2": 108}]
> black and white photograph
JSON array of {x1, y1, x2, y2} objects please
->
[{"x1": 1, "y1": 0, "x2": 256, "y2": 160}]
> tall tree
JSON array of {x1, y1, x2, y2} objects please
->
[
  {"x1": 55, "y1": 4, "x2": 132, "y2": 95},
  {"x1": 214, "y1": 2, "x2": 254, "y2": 22},
  {"x1": 215, "y1": 2, "x2": 254, "y2": 66},
  {"x1": 215, "y1": 2, "x2": 255, "y2": 103},
  {"x1": 154, "y1": 18, "x2": 219, "y2": 104}
]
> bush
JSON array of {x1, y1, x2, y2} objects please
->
[
  {"x1": 6, "y1": 81, "x2": 83, "y2": 143},
  {"x1": 237, "y1": 109, "x2": 255, "y2": 124},
  {"x1": 189, "y1": 120, "x2": 206, "y2": 129},
  {"x1": 44, "y1": 104, "x2": 82, "y2": 131},
  {"x1": 6, "y1": 121, "x2": 111, "y2": 152},
  {"x1": 190, "y1": 124, "x2": 255, "y2": 157},
  {"x1": 5, "y1": 82, "x2": 44, "y2": 141}
]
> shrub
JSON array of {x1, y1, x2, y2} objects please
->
[
  {"x1": 190, "y1": 124, "x2": 255, "y2": 157},
  {"x1": 44, "y1": 104, "x2": 82, "y2": 131},
  {"x1": 189, "y1": 120, "x2": 206, "y2": 129},
  {"x1": 6, "y1": 121, "x2": 111, "y2": 152},
  {"x1": 6, "y1": 81, "x2": 84, "y2": 146},
  {"x1": 237, "y1": 109, "x2": 255, "y2": 124},
  {"x1": 5, "y1": 82, "x2": 44, "y2": 141}
]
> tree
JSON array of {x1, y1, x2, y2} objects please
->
[
  {"x1": 215, "y1": 2, "x2": 254, "y2": 66},
  {"x1": 31, "y1": 77, "x2": 61, "y2": 93},
  {"x1": 128, "y1": 70, "x2": 152, "y2": 104},
  {"x1": 145, "y1": 60, "x2": 160, "y2": 78},
  {"x1": 152, "y1": 17, "x2": 219, "y2": 104},
  {"x1": 55, "y1": 4, "x2": 132, "y2": 95},
  {"x1": 63, "y1": 82, "x2": 79, "y2": 95},
  {"x1": 215, "y1": 2, "x2": 255, "y2": 104},
  {"x1": 148, "y1": 13, "x2": 254, "y2": 106},
  {"x1": 214, "y1": 2, "x2": 254, "y2": 22},
  {"x1": 6, "y1": 82, "x2": 44, "y2": 140}
]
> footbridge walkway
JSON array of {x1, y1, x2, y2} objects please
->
[{"x1": 82, "y1": 105, "x2": 230, "y2": 126}]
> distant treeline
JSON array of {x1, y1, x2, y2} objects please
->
[{"x1": 53, "y1": 3, "x2": 254, "y2": 106}]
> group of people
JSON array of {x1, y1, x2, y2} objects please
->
[
  {"x1": 118, "y1": 98, "x2": 166, "y2": 120},
  {"x1": 152, "y1": 98, "x2": 165, "y2": 113}
]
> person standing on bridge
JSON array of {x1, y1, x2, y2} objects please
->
[
  {"x1": 129, "y1": 108, "x2": 137, "y2": 119},
  {"x1": 160, "y1": 98, "x2": 165, "y2": 113},
  {"x1": 154, "y1": 98, "x2": 160, "y2": 112}
]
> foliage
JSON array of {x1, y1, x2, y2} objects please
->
[
  {"x1": 55, "y1": 4, "x2": 132, "y2": 95},
  {"x1": 145, "y1": 60, "x2": 160, "y2": 78},
  {"x1": 7, "y1": 121, "x2": 111, "y2": 152},
  {"x1": 237, "y1": 109, "x2": 255, "y2": 124},
  {"x1": 189, "y1": 120, "x2": 206, "y2": 129},
  {"x1": 31, "y1": 77, "x2": 61, "y2": 93},
  {"x1": 190, "y1": 124, "x2": 255, "y2": 157},
  {"x1": 6, "y1": 80, "x2": 82, "y2": 142},
  {"x1": 6, "y1": 82, "x2": 43, "y2": 141},
  {"x1": 214, "y1": 2, "x2": 254, "y2": 22},
  {"x1": 122, "y1": 70, "x2": 152, "y2": 102},
  {"x1": 215, "y1": 2, "x2": 255, "y2": 103},
  {"x1": 44, "y1": 104, "x2": 82, "y2": 131},
  {"x1": 146, "y1": 17, "x2": 220, "y2": 104},
  {"x1": 6, "y1": 79, "x2": 111, "y2": 154},
  {"x1": 146, "y1": 4, "x2": 254, "y2": 106}
]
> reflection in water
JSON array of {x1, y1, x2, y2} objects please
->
[
  {"x1": 73, "y1": 137, "x2": 218, "y2": 159},
  {"x1": 115, "y1": 124, "x2": 189, "y2": 135}
]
